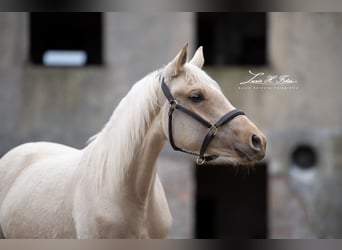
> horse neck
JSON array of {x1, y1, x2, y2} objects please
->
[
  {"x1": 82, "y1": 70, "x2": 166, "y2": 198},
  {"x1": 130, "y1": 113, "x2": 166, "y2": 202}
]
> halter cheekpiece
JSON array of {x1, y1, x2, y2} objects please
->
[{"x1": 161, "y1": 76, "x2": 245, "y2": 165}]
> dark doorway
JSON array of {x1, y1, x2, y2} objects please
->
[
  {"x1": 195, "y1": 162, "x2": 268, "y2": 238},
  {"x1": 197, "y1": 13, "x2": 267, "y2": 66}
]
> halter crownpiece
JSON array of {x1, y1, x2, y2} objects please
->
[{"x1": 160, "y1": 76, "x2": 245, "y2": 165}]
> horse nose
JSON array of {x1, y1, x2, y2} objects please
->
[{"x1": 250, "y1": 134, "x2": 263, "y2": 152}]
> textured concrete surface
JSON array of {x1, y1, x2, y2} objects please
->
[
  {"x1": 0, "y1": 12, "x2": 195, "y2": 152},
  {"x1": 269, "y1": 175, "x2": 315, "y2": 238},
  {"x1": 267, "y1": 13, "x2": 342, "y2": 237},
  {"x1": 157, "y1": 149, "x2": 195, "y2": 238}
]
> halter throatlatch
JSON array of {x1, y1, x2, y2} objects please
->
[{"x1": 161, "y1": 77, "x2": 245, "y2": 165}]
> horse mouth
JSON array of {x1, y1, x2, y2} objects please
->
[{"x1": 234, "y1": 147, "x2": 252, "y2": 162}]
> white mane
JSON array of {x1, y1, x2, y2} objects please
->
[{"x1": 82, "y1": 70, "x2": 162, "y2": 192}]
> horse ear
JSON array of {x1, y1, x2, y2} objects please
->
[
  {"x1": 189, "y1": 46, "x2": 204, "y2": 68},
  {"x1": 164, "y1": 43, "x2": 188, "y2": 80}
]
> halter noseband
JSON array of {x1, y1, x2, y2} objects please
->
[{"x1": 161, "y1": 77, "x2": 245, "y2": 165}]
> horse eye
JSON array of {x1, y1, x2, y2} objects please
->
[{"x1": 188, "y1": 92, "x2": 204, "y2": 103}]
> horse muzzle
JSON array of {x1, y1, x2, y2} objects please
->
[{"x1": 233, "y1": 132, "x2": 267, "y2": 163}]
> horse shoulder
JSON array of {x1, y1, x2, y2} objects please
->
[
  {"x1": 73, "y1": 185, "x2": 132, "y2": 238},
  {"x1": 73, "y1": 178, "x2": 171, "y2": 239}
]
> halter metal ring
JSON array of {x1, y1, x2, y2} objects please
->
[
  {"x1": 196, "y1": 157, "x2": 206, "y2": 165},
  {"x1": 170, "y1": 100, "x2": 178, "y2": 110},
  {"x1": 208, "y1": 124, "x2": 218, "y2": 136}
]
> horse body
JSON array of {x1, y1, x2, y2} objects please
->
[
  {"x1": 0, "y1": 70, "x2": 171, "y2": 238},
  {"x1": 0, "y1": 142, "x2": 81, "y2": 238},
  {"x1": 0, "y1": 142, "x2": 170, "y2": 238},
  {"x1": 0, "y1": 44, "x2": 266, "y2": 238}
]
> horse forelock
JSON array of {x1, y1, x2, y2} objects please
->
[{"x1": 184, "y1": 64, "x2": 221, "y2": 90}]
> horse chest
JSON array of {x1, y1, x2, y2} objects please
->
[
  {"x1": 145, "y1": 183, "x2": 173, "y2": 238},
  {"x1": 115, "y1": 176, "x2": 172, "y2": 238},
  {"x1": 91, "y1": 200, "x2": 171, "y2": 239},
  {"x1": 75, "y1": 182, "x2": 172, "y2": 239},
  {"x1": 115, "y1": 195, "x2": 172, "y2": 238}
]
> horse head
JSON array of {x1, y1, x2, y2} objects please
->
[{"x1": 160, "y1": 43, "x2": 266, "y2": 165}]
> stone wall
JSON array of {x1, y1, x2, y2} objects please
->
[
  {"x1": 0, "y1": 13, "x2": 196, "y2": 151},
  {"x1": 267, "y1": 13, "x2": 342, "y2": 237}
]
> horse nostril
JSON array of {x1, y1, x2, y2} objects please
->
[{"x1": 251, "y1": 134, "x2": 262, "y2": 151}]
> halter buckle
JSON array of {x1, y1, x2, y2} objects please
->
[
  {"x1": 196, "y1": 157, "x2": 206, "y2": 165},
  {"x1": 208, "y1": 124, "x2": 218, "y2": 136}
]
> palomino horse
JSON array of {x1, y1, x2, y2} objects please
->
[{"x1": 0, "y1": 44, "x2": 266, "y2": 238}]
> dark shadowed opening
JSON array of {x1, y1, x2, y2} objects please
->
[
  {"x1": 196, "y1": 13, "x2": 267, "y2": 66},
  {"x1": 291, "y1": 144, "x2": 318, "y2": 169},
  {"x1": 29, "y1": 13, "x2": 103, "y2": 66},
  {"x1": 195, "y1": 162, "x2": 268, "y2": 238}
]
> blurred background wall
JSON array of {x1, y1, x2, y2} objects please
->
[{"x1": 0, "y1": 12, "x2": 341, "y2": 238}]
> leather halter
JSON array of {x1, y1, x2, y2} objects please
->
[{"x1": 161, "y1": 77, "x2": 245, "y2": 165}]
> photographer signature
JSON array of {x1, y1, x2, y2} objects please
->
[{"x1": 240, "y1": 70, "x2": 297, "y2": 85}]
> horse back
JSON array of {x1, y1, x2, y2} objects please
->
[{"x1": 0, "y1": 142, "x2": 79, "y2": 204}]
